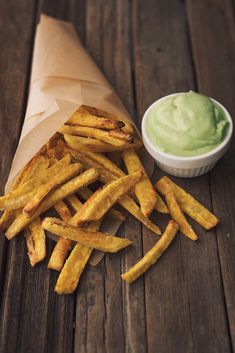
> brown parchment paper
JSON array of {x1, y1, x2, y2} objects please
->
[{"x1": 5, "y1": 14, "x2": 154, "y2": 266}]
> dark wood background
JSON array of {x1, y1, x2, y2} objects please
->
[{"x1": 0, "y1": 0, "x2": 235, "y2": 352}]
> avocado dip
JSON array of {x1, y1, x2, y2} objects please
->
[{"x1": 146, "y1": 91, "x2": 229, "y2": 157}]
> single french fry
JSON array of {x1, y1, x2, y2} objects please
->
[
  {"x1": 155, "y1": 192, "x2": 169, "y2": 214},
  {"x1": 23, "y1": 163, "x2": 83, "y2": 217},
  {"x1": 108, "y1": 129, "x2": 134, "y2": 143},
  {"x1": 71, "y1": 170, "x2": 143, "y2": 224},
  {"x1": 155, "y1": 176, "x2": 219, "y2": 230},
  {"x1": 77, "y1": 105, "x2": 134, "y2": 134},
  {"x1": 122, "y1": 149, "x2": 157, "y2": 217},
  {"x1": 121, "y1": 220, "x2": 178, "y2": 283},
  {"x1": 25, "y1": 217, "x2": 46, "y2": 267},
  {"x1": 80, "y1": 150, "x2": 125, "y2": 178},
  {"x1": 55, "y1": 212, "x2": 101, "y2": 294},
  {"x1": 77, "y1": 187, "x2": 126, "y2": 221},
  {"x1": 60, "y1": 125, "x2": 127, "y2": 147},
  {"x1": 42, "y1": 217, "x2": 132, "y2": 253},
  {"x1": 67, "y1": 111, "x2": 125, "y2": 130},
  {"x1": 55, "y1": 244, "x2": 93, "y2": 294},
  {"x1": 0, "y1": 154, "x2": 71, "y2": 211},
  {"x1": 48, "y1": 201, "x2": 73, "y2": 271},
  {"x1": 6, "y1": 168, "x2": 99, "y2": 239},
  {"x1": 118, "y1": 194, "x2": 162, "y2": 235},
  {"x1": 64, "y1": 134, "x2": 142, "y2": 153},
  {"x1": 165, "y1": 192, "x2": 198, "y2": 241}
]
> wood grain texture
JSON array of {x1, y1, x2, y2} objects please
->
[
  {"x1": 132, "y1": 0, "x2": 231, "y2": 352},
  {"x1": 0, "y1": 0, "x2": 235, "y2": 352},
  {"x1": 187, "y1": 0, "x2": 235, "y2": 349},
  {"x1": 0, "y1": 0, "x2": 37, "y2": 301}
]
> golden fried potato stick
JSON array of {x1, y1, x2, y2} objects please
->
[
  {"x1": 55, "y1": 245, "x2": 93, "y2": 294},
  {"x1": 108, "y1": 129, "x2": 134, "y2": 143},
  {"x1": 60, "y1": 125, "x2": 127, "y2": 147},
  {"x1": 122, "y1": 149, "x2": 157, "y2": 217},
  {"x1": 25, "y1": 217, "x2": 46, "y2": 266},
  {"x1": 42, "y1": 217, "x2": 132, "y2": 253},
  {"x1": 77, "y1": 105, "x2": 134, "y2": 135},
  {"x1": 0, "y1": 155, "x2": 50, "y2": 230},
  {"x1": 71, "y1": 170, "x2": 143, "y2": 225},
  {"x1": 155, "y1": 192, "x2": 169, "y2": 214},
  {"x1": 80, "y1": 150, "x2": 125, "y2": 178},
  {"x1": 155, "y1": 176, "x2": 219, "y2": 230},
  {"x1": 121, "y1": 220, "x2": 178, "y2": 283},
  {"x1": 77, "y1": 187, "x2": 126, "y2": 221},
  {"x1": 64, "y1": 134, "x2": 142, "y2": 153},
  {"x1": 165, "y1": 192, "x2": 198, "y2": 241},
  {"x1": 66, "y1": 194, "x2": 83, "y2": 211},
  {"x1": 0, "y1": 154, "x2": 71, "y2": 211},
  {"x1": 48, "y1": 201, "x2": 73, "y2": 271},
  {"x1": 118, "y1": 195, "x2": 162, "y2": 235},
  {"x1": 66, "y1": 111, "x2": 125, "y2": 130},
  {"x1": 6, "y1": 168, "x2": 99, "y2": 239},
  {"x1": 23, "y1": 163, "x2": 83, "y2": 217}
]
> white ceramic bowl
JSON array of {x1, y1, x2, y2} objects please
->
[{"x1": 142, "y1": 93, "x2": 233, "y2": 177}]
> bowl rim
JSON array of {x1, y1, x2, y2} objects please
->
[{"x1": 141, "y1": 92, "x2": 233, "y2": 162}]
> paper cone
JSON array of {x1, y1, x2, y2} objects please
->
[
  {"x1": 6, "y1": 14, "x2": 140, "y2": 191},
  {"x1": 5, "y1": 14, "x2": 154, "y2": 266}
]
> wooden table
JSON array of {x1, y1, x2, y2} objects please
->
[{"x1": 0, "y1": 1, "x2": 235, "y2": 352}]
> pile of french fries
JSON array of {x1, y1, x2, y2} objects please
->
[{"x1": 0, "y1": 106, "x2": 219, "y2": 294}]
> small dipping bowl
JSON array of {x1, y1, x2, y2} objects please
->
[{"x1": 141, "y1": 93, "x2": 233, "y2": 177}]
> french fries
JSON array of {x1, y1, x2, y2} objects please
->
[
  {"x1": 71, "y1": 170, "x2": 143, "y2": 225},
  {"x1": 155, "y1": 193, "x2": 169, "y2": 214},
  {"x1": 121, "y1": 220, "x2": 178, "y2": 283},
  {"x1": 42, "y1": 217, "x2": 132, "y2": 253},
  {"x1": 0, "y1": 155, "x2": 71, "y2": 211},
  {"x1": 77, "y1": 187, "x2": 126, "y2": 221},
  {"x1": 60, "y1": 125, "x2": 128, "y2": 147},
  {"x1": 64, "y1": 134, "x2": 142, "y2": 153},
  {"x1": 2, "y1": 104, "x2": 221, "y2": 295},
  {"x1": 67, "y1": 111, "x2": 125, "y2": 130},
  {"x1": 155, "y1": 176, "x2": 219, "y2": 230},
  {"x1": 47, "y1": 201, "x2": 73, "y2": 271},
  {"x1": 25, "y1": 217, "x2": 46, "y2": 266},
  {"x1": 165, "y1": 192, "x2": 198, "y2": 241},
  {"x1": 22, "y1": 163, "x2": 83, "y2": 217},
  {"x1": 55, "y1": 245, "x2": 93, "y2": 294},
  {"x1": 122, "y1": 149, "x2": 157, "y2": 217},
  {"x1": 6, "y1": 168, "x2": 99, "y2": 239}
]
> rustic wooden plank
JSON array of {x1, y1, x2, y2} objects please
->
[
  {"x1": 0, "y1": 0, "x2": 37, "y2": 301},
  {"x1": 187, "y1": 0, "x2": 235, "y2": 349},
  {"x1": 0, "y1": 1, "x2": 39, "y2": 351},
  {"x1": 72, "y1": 1, "x2": 148, "y2": 353},
  {"x1": 0, "y1": 1, "x2": 86, "y2": 352},
  {"x1": 132, "y1": 0, "x2": 232, "y2": 352}
]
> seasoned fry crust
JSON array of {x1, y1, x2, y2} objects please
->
[
  {"x1": 165, "y1": 192, "x2": 198, "y2": 241},
  {"x1": 6, "y1": 168, "x2": 99, "y2": 239},
  {"x1": 121, "y1": 220, "x2": 178, "y2": 283},
  {"x1": 42, "y1": 217, "x2": 132, "y2": 253},
  {"x1": 122, "y1": 149, "x2": 157, "y2": 217},
  {"x1": 156, "y1": 176, "x2": 219, "y2": 229}
]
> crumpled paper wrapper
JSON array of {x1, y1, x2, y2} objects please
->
[{"x1": 6, "y1": 14, "x2": 154, "y2": 265}]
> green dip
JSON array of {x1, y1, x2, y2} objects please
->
[{"x1": 146, "y1": 91, "x2": 229, "y2": 157}]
